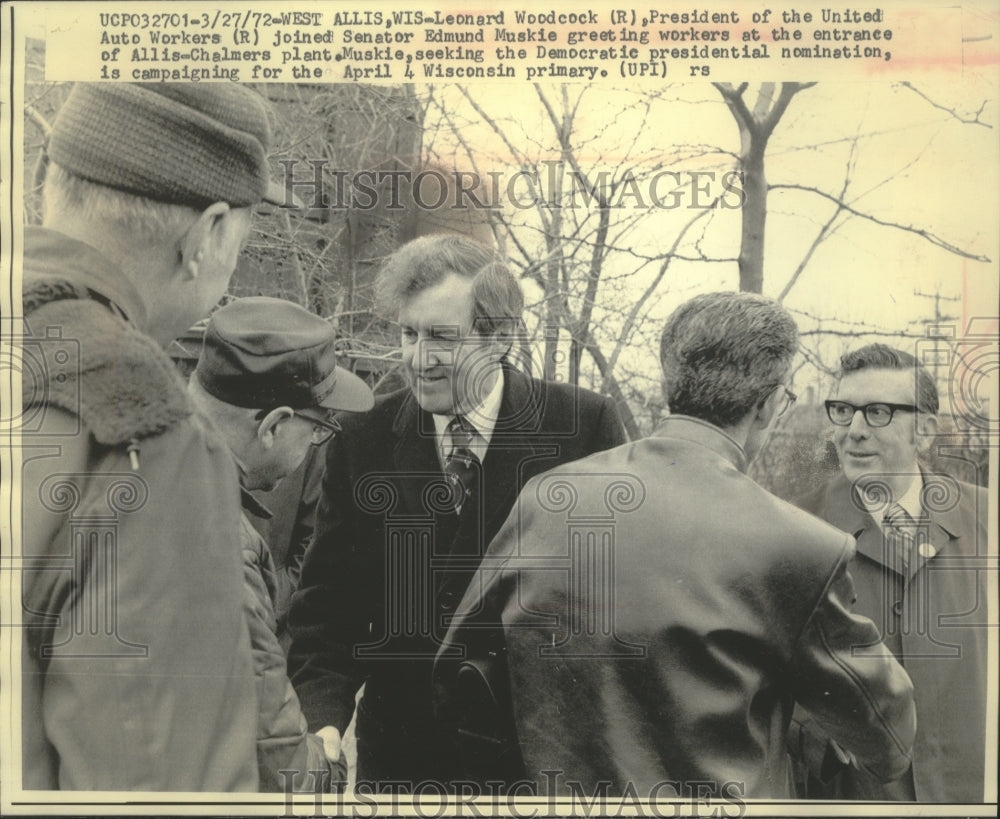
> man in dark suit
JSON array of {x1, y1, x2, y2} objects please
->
[
  {"x1": 793, "y1": 344, "x2": 988, "y2": 802},
  {"x1": 287, "y1": 234, "x2": 626, "y2": 789},
  {"x1": 438, "y1": 293, "x2": 917, "y2": 799}
]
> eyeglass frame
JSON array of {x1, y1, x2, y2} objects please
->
[
  {"x1": 824, "y1": 400, "x2": 921, "y2": 428},
  {"x1": 759, "y1": 383, "x2": 797, "y2": 417},
  {"x1": 776, "y1": 386, "x2": 797, "y2": 417},
  {"x1": 253, "y1": 407, "x2": 342, "y2": 445}
]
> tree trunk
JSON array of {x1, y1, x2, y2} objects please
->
[{"x1": 739, "y1": 143, "x2": 766, "y2": 293}]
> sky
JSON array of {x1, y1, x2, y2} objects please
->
[{"x1": 417, "y1": 77, "x2": 998, "y2": 412}]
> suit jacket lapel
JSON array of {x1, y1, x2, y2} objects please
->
[
  {"x1": 826, "y1": 471, "x2": 959, "y2": 581},
  {"x1": 917, "y1": 470, "x2": 962, "y2": 566},
  {"x1": 389, "y1": 368, "x2": 545, "y2": 561},
  {"x1": 476, "y1": 367, "x2": 544, "y2": 544},
  {"x1": 823, "y1": 475, "x2": 886, "y2": 569},
  {"x1": 391, "y1": 391, "x2": 453, "y2": 525}
]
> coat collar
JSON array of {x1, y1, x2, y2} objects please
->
[
  {"x1": 823, "y1": 470, "x2": 963, "y2": 576},
  {"x1": 240, "y1": 486, "x2": 273, "y2": 520},
  {"x1": 24, "y1": 226, "x2": 148, "y2": 329},
  {"x1": 650, "y1": 415, "x2": 749, "y2": 473},
  {"x1": 822, "y1": 473, "x2": 874, "y2": 537},
  {"x1": 823, "y1": 469, "x2": 965, "y2": 537}
]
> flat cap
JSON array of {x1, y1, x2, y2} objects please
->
[
  {"x1": 195, "y1": 297, "x2": 374, "y2": 412},
  {"x1": 49, "y1": 83, "x2": 289, "y2": 209}
]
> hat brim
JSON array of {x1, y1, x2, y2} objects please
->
[
  {"x1": 318, "y1": 366, "x2": 375, "y2": 413},
  {"x1": 262, "y1": 179, "x2": 305, "y2": 209}
]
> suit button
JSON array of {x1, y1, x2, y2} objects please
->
[
  {"x1": 439, "y1": 591, "x2": 456, "y2": 611},
  {"x1": 892, "y1": 600, "x2": 904, "y2": 616}
]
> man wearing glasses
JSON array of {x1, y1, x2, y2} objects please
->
[
  {"x1": 188, "y1": 296, "x2": 374, "y2": 791},
  {"x1": 439, "y1": 293, "x2": 916, "y2": 797},
  {"x1": 793, "y1": 343, "x2": 988, "y2": 802}
]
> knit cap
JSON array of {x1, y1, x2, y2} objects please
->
[{"x1": 48, "y1": 83, "x2": 289, "y2": 209}]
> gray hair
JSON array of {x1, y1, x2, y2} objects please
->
[
  {"x1": 659, "y1": 291, "x2": 799, "y2": 428},
  {"x1": 838, "y1": 343, "x2": 939, "y2": 415},
  {"x1": 376, "y1": 234, "x2": 524, "y2": 339},
  {"x1": 43, "y1": 162, "x2": 201, "y2": 245}
]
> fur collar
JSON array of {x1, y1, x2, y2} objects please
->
[{"x1": 23, "y1": 294, "x2": 191, "y2": 445}]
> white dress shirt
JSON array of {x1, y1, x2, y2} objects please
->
[{"x1": 432, "y1": 367, "x2": 504, "y2": 467}]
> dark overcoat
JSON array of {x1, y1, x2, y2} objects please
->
[
  {"x1": 288, "y1": 364, "x2": 625, "y2": 785},
  {"x1": 794, "y1": 471, "x2": 988, "y2": 802}
]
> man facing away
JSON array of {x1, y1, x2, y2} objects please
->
[
  {"x1": 19, "y1": 83, "x2": 287, "y2": 789},
  {"x1": 793, "y1": 344, "x2": 989, "y2": 802},
  {"x1": 186, "y1": 297, "x2": 374, "y2": 792},
  {"x1": 437, "y1": 292, "x2": 917, "y2": 799},
  {"x1": 288, "y1": 234, "x2": 626, "y2": 789}
]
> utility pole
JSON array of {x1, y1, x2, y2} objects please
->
[{"x1": 913, "y1": 287, "x2": 960, "y2": 415}]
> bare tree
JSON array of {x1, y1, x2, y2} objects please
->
[
  {"x1": 24, "y1": 71, "x2": 992, "y2": 441},
  {"x1": 417, "y1": 81, "x2": 992, "y2": 438},
  {"x1": 423, "y1": 83, "x2": 744, "y2": 437},
  {"x1": 713, "y1": 82, "x2": 816, "y2": 293}
]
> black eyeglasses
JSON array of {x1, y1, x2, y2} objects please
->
[
  {"x1": 825, "y1": 400, "x2": 919, "y2": 428},
  {"x1": 254, "y1": 408, "x2": 342, "y2": 445},
  {"x1": 295, "y1": 410, "x2": 342, "y2": 445}
]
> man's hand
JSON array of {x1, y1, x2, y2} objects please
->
[
  {"x1": 829, "y1": 739, "x2": 858, "y2": 769},
  {"x1": 316, "y1": 725, "x2": 348, "y2": 791},
  {"x1": 316, "y1": 725, "x2": 342, "y2": 762}
]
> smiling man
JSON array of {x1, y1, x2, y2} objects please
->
[
  {"x1": 287, "y1": 233, "x2": 626, "y2": 790},
  {"x1": 438, "y1": 294, "x2": 916, "y2": 799},
  {"x1": 794, "y1": 344, "x2": 988, "y2": 802}
]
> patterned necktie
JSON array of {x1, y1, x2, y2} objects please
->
[
  {"x1": 443, "y1": 416, "x2": 481, "y2": 514},
  {"x1": 883, "y1": 502, "x2": 919, "y2": 577}
]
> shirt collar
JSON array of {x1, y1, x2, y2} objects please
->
[
  {"x1": 855, "y1": 468, "x2": 924, "y2": 525},
  {"x1": 24, "y1": 226, "x2": 148, "y2": 329},
  {"x1": 432, "y1": 365, "x2": 505, "y2": 447}
]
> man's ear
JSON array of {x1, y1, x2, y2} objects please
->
[
  {"x1": 178, "y1": 201, "x2": 231, "y2": 279},
  {"x1": 915, "y1": 413, "x2": 939, "y2": 454},
  {"x1": 255, "y1": 407, "x2": 294, "y2": 450},
  {"x1": 752, "y1": 385, "x2": 781, "y2": 430}
]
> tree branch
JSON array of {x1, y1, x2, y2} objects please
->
[
  {"x1": 762, "y1": 82, "x2": 816, "y2": 134},
  {"x1": 778, "y1": 131, "x2": 858, "y2": 302},
  {"x1": 898, "y1": 81, "x2": 992, "y2": 128},
  {"x1": 713, "y1": 82, "x2": 757, "y2": 137},
  {"x1": 606, "y1": 200, "x2": 718, "y2": 377},
  {"x1": 24, "y1": 103, "x2": 52, "y2": 138},
  {"x1": 772, "y1": 183, "x2": 991, "y2": 262}
]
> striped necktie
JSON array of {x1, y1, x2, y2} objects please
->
[
  {"x1": 883, "y1": 502, "x2": 919, "y2": 576},
  {"x1": 443, "y1": 416, "x2": 481, "y2": 514}
]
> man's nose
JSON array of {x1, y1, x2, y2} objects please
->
[
  {"x1": 847, "y1": 409, "x2": 870, "y2": 437},
  {"x1": 418, "y1": 339, "x2": 452, "y2": 369}
]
